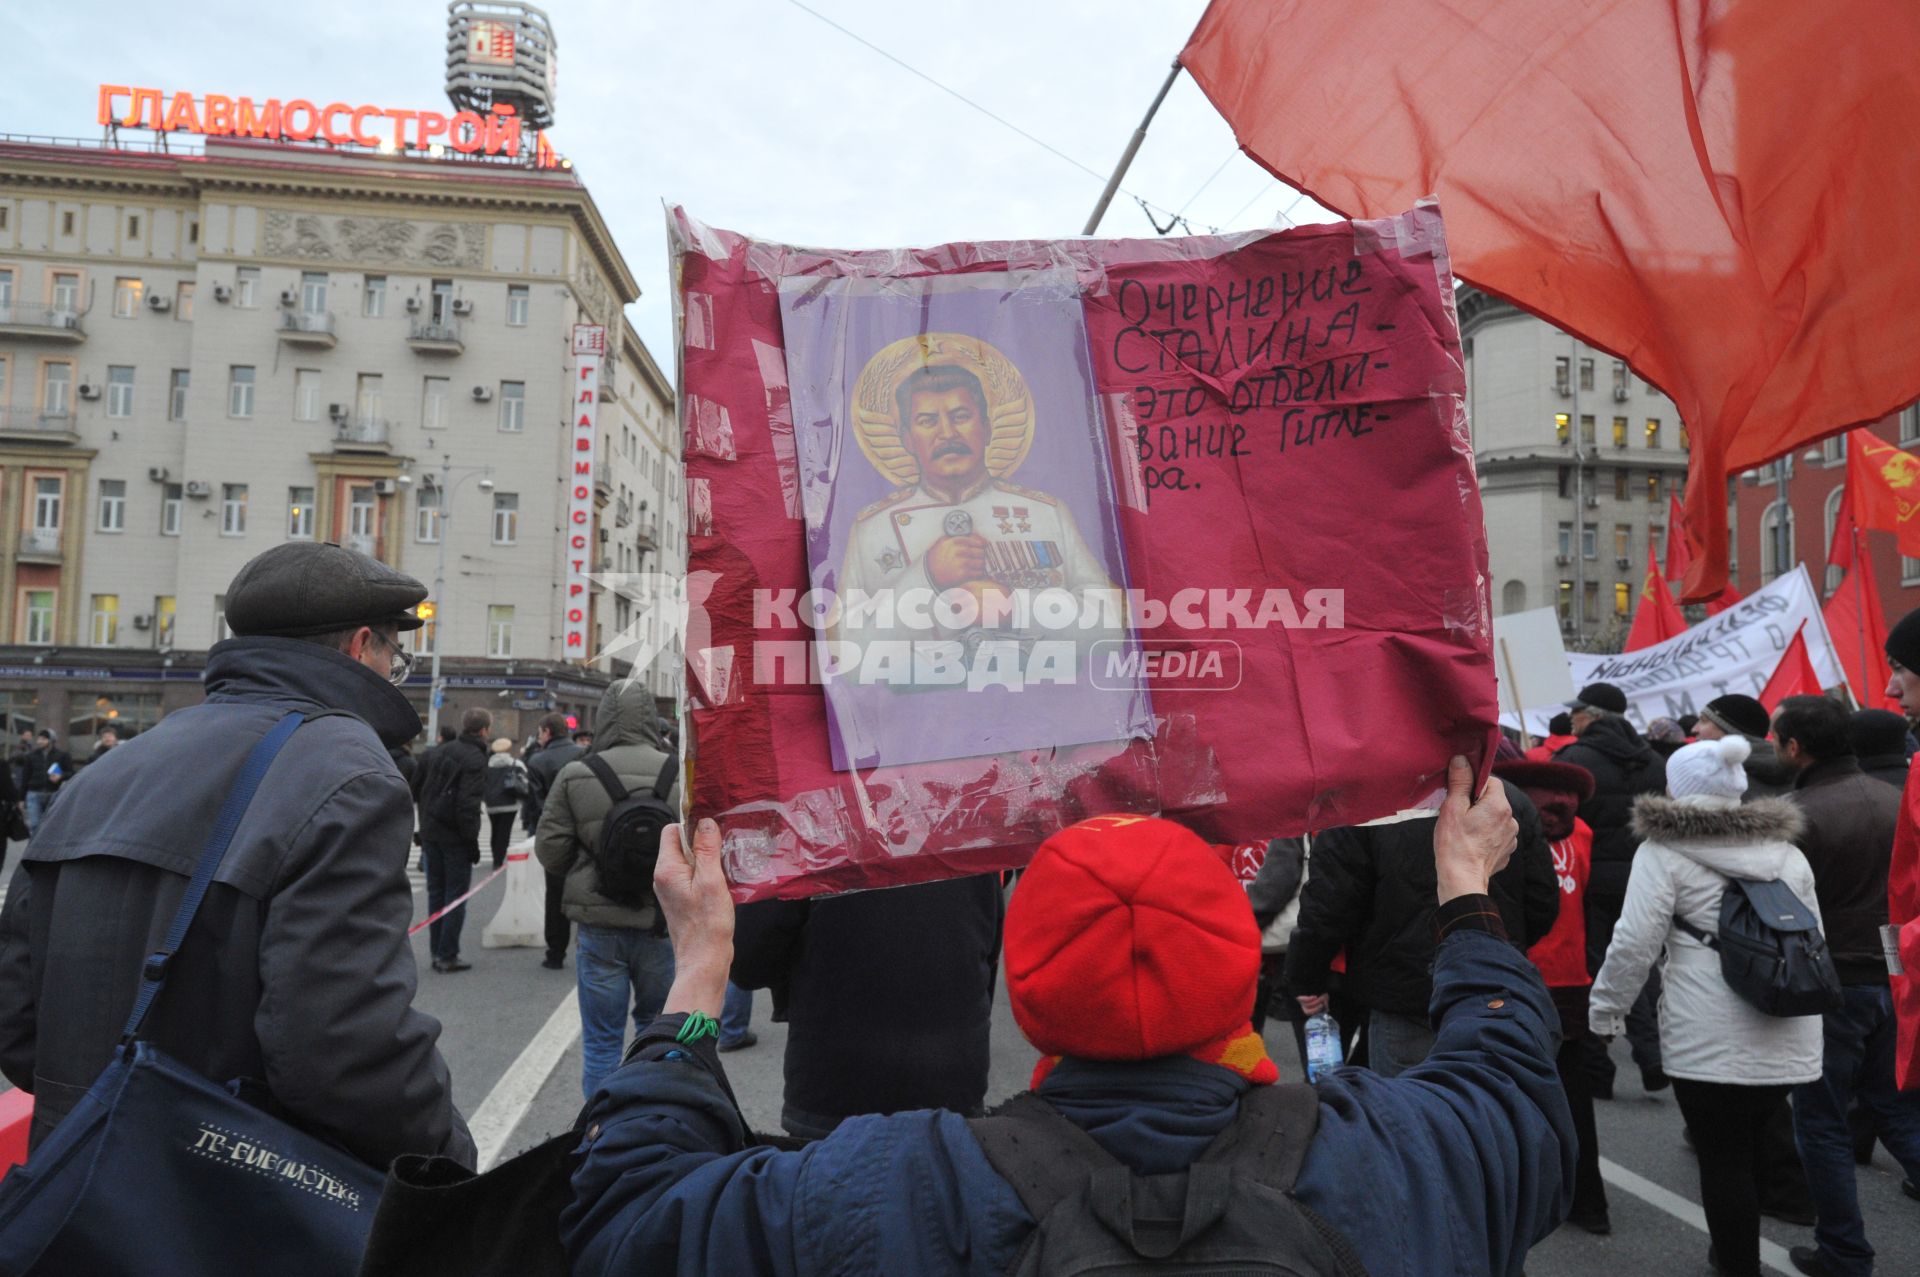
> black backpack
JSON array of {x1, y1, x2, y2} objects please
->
[
  {"x1": 1674, "y1": 876, "x2": 1845, "y2": 1018},
  {"x1": 966, "y1": 1085, "x2": 1366, "y2": 1277},
  {"x1": 580, "y1": 752, "x2": 678, "y2": 913}
]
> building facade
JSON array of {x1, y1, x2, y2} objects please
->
[{"x1": 0, "y1": 135, "x2": 678, "y2": 749}]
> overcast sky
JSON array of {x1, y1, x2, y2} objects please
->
[{"x1": 0, "y1": 0, "x2": 1333, "y2": 375}]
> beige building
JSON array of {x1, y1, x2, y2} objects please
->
[
  {"x1": 1460, "y1": 288, "x2": 1692, "y2": 647},
  {"x1": 0, "y1": 134, "x2": 679, "y2": 746}
]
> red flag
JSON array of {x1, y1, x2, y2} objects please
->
[
  {"x1": 1624, "y1": 541, "x2": 1686, "y2": 651},
  {"x1": 1181, "y1": 1, "x2": 1920, "y2": 602},
  {"x1": 1705, "y1": 582, "x2": 1744, "y2": 617},
  {"x1": 1665, "y1": 494, "x2": 1691, "y2": 584},
  {"x1": 1822, "y1": 547, "x2": 1896, "y2": 709},
  {"x1": 1838, "y1": 430, "x2": 1920, "y2": 560},
  {"x1": 1759, "y1": 623, "x2": 1824, "y2": 710},
  {"x1": 1829, "y1": 477, "x2": 1859, "y2": 571}
]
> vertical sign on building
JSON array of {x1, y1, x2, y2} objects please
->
[{"x1": 566, "y1": 324, "x2": 606, "y2": 658}]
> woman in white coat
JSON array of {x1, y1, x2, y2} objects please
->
[{"x1": 1592, "y1": 735, "x2": 1823, "y2": 1277}]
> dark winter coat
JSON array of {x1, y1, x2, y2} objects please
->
[
  {"x1": 524, "y1": 738, "x2": 584, "y2": 828},
  {"x1": 1554, "y1": 717, "x2": 1667, "y2": 901},
  {"x1": 1787, "y1": 756, "x2": 1902, "y2": 984},
  {"x1": 416, "y1": 732, "x2": 489, "y2": 849},
  {"x1": 560, "y1": 930, "x2": 1574, "y2": 1277},
  {"x1": 1741, "y1": 738, "x2": 1797, "y2": 800},
  {"x1": 19, "y1": 745, "x2": 72, "y2": 793},
  {"x1": 1283, "y1": 780, "x2": 1560, "y2": 1016},
  {"x1": 1859, "y1": 751, "x2": 1910, "y2": 791},
  {"x1": 0, "y1": 636, "x2": 472, "y2": 1168},
  {"x1": 389, "y1": 746, "x2": 417, "y2": 791},
  {"x1": 731, "y1": 872, "x2": 1004, "y2": 1139}
]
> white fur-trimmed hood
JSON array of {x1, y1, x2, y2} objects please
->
[{"x1": 1630, "y1": 794, "x2": 1807, "y2": 881}]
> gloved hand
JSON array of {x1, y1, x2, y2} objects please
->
[{"x1": 469, "y1": 843, "x2": 482, "y2": 865}]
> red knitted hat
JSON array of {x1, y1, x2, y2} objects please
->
[{"x1": 1006, "y1": 814, "x2": 1264, "y2": 1063}]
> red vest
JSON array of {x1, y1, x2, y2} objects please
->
[
  {"x1": 1891, "y1": 769, "x2": 1920, "y2": 1089},
  {"x1": 1526, "y1": 819, "x2": 1592, "y2": 989}
]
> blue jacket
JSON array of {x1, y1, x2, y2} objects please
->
[{"x1": 562, "y1": 930, "x2": 1573, "y2": 1276}]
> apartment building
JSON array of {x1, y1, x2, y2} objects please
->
[{"x1": 0, "y1": 134, "x2": 677, "y2": 746}]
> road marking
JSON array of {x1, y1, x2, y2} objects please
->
[
  {"x1": 1600, "y1": 1156, "x2": 1794, "y2": 1275},
  {"x1": 467, "y1": 988, "x2": 580, "y2": 1171}
]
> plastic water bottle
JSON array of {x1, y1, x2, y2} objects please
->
[{"x1": 1304, "y1": 1012, "x2": 1344, "y2": 1081}]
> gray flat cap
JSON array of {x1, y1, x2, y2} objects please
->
[{"x1": 225, "y1": 542, "x2": 427, "y2": 637}]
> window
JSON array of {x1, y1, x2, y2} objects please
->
[
  {"x1": 1557, "y1": 522, "x2": 1572, "y2": 558},
  {"x1": 59, "y1": 210, "x2": 75, "y2": 236},
  {"x1": 221, "y1": 484, "x2": 248, "y2": 536},
  {"x1": 214, "y1": 594, "x2": 232, "y2": 641},
  {"x1": 1554, "y1": 356, "x2": 1570, "y2": 396},
  {"x1": 1579, "y1": 415, "x2": 1595, "y2": 448},
  {"x1": 1581, "y1": 523, "x2": 1598, "y2": 560},
  {"x1": 1582, "y1": 581, "x2": 1600, "y2": 624},
  {"x1": 430, "y1": 279, "x2": 454, "y2": 324},
  {"x1": 113, "y1": 277, "x2": 143, "y2": 317},
  {"x1": 160, "y1": 484, "x2": 181, "y2": 536},
  {"x1": 1821, "y1": 433, "x2": 1846, "y2": 464},
  {"x1": 33, "y1": 476, "x2": 62, "y2": 532},
  {"x1": 1679, "y1": 421, "x2": 1691, "y2": 450},
  {"x1": 168, "y1": 369, "x2": 189, "y2": 420},
  {"x1": 347, "y1": 486, "x2": 377, "y2": 550},
  {"x1": 1905, "y1": 557, "x2": 1920, "y2": 587},
  {"x1": 492, "y1": 492, "x2": 519, "y2": 544},
  {"x1": 90, "y1": 595, "x2": 119, "y2": 647},
  {"x1": 1761, "y1": 500, "x2": 1796, "y2": 581},
  {"x1": 1824, "y1": 487, "x2": 1847, "y2": 592},
  {"x1": 235, "y1": 267, "x2": 259, "y2": 308},
  {"x1": 1614, "y1": 524, "x2": 1630, "y2": 561},
  {"x1": 1646, "y1": 418, "x2": 1662, "y2": 449},
  {"x1": 106, "y1": 365, "x2": 134, "y2": 417},
  {"x1": 175, "y1": 281, "x2": 194, "y2": 320},
  {"x1": 1647, "y1": 473, "x2": 1661, "y2": 503},
  {"x1": 0, "y1": 268, "x2": 11, "y2": 309},
  {"x1": 187, "y1": 219, "x2": 198, "y2": 244},
  {"x1": 43, "y1": 361, "x2": 72, "y2": 416},
  {"x1": 487, "y1": 605, "x2": 514, "y2": 657},
  {"x1": 228, "y1": 366, "x2": 254, "y2": 418},
  {"x1": 23, "y1": 591, "x2": 53, "y2": 646},
  {"x1": 126, "y1": 214, "x2": 140, "y2": 240},
  {"x1": 1502, "y1": 580, "x2": 1526, "y2": 614},
  {"x1": 1614, "y1": 582, "x2": 1631, "y2": 616},
  {"x1": 1651, "y1": 524, "x2": 1667, "y2": 564},
  {"x1": 1903, "y1": 407, "x2": 1920, "y2": 447},
  {"x1": 294, "y1": 370, "x2": 322, "y2": 421},
  {"x1": 421, "y1": 377, "x2": 448, "y2": 430},
  {"x1": 414, "y1": 616, "x2": 437, "y2": 657},
  {"x1": 1554, "y1": 412, "x2": 1570, "y2": 445},
  {"x1": 355, "y1": 373, "x2": 383, "y2": 421},
  {"x1": 363, "y1": 275, "x2": 385, "y2": 317},
  {"x1": 50, "y1": 272, "x2": 79, "y2": 312},
  {"x1": 499, "y1": 381, "x2": 525, "y2": 432},
  {"x1": 1579, "y1": 358, "x2": 1594, "y2": 391},
  {"x1": 288, "y1": 487, "x2": 314, "y2": 539},
  {"x1": 416, "y1": 486, "x2": 442, "y2": 542},
  {"x1": 1612, "y1": 361, "x2": 1629, "y2": 397},
  {"x1": 1557, "y1": 580, "x2": 1573, "y2": 625},
  {"x1": 507, "y1": 284, "x2": 529, "y2": 326},
  {"x1": 98, "y1": 479, "x2": 125, "y2": 532},
  {"x1": 299, "y1": 271, "x2": 327, "y2": 314},
  {"x1": 154, "y1": 596, "x2": 176, "y2": 648},
  {"x1": 1614, "y1": 468, "x2": 1629, "y2": 501},
  {"x1": 1612, "y1": 416, "x2": 1628, "y2": 449}
]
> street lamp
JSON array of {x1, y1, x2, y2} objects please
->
[{"x1": 400, "y1": 455, "x2": 493, "y2": 742}]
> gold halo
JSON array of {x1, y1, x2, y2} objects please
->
[{"x1": 850, "y1": 332, "x2": 1035, "y2": 488}]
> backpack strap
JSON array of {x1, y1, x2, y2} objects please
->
[
  {"x1": 582, "y1": 753, "x2": 631, "y2": 806},
  {"x1": 651, "y1": 750, "x2": 679, "y2": 802},
  {"x1": 1673, "y1": 913, "x2": 1718, "y2": 949},
  {"x1": 1197, "y1": 1082, "x2": 1321, "y2": 1190},
  {"x1": 966, "y1": 1091, "x2": 1122, "y2": 1224}
]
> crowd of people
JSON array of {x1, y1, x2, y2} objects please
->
[{"x1": 0, "y1": 539, "x2": 1915, "y2": 1277}]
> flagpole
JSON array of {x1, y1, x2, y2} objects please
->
[{"x1": 1082, "y1": 62, "x2": 1183, "y2": 236}]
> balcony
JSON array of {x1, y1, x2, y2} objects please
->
[
  {"x1": 0, "y1": 405, "x2": 82, "y2": 445},
  {"x1": 333, "y1": 416, "x2": 391, "y2": 453},
  {"x1": 599, "y1": 355, "x2": 619, "y2": 403},
  {"x1": 594, "y1": 464, "x2": 613, "y2": 500},
  {"x1": 406, "y1": 318, "x2": 464, "y2": 355},
  {"x1": 277, "y1": 309, "x2": 337, "y2": 349},
  {"x1": 614, "y1": 497, "x2": 633, "y2": 527},
  {"x1": 18, "y1": 527, "x2": 61, "y2": 561},
  {"x1": 0, "y1": 303, "x2": 85, "y2": 343}
]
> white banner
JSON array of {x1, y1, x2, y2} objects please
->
[
  {"x1": 564, "y1": 325, "x2": 607, "y2": 657},
  {"x1": 1502, "y1": 564, "x2": 1846, "y2": 736}
]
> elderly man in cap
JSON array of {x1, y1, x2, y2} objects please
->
[
  {"x1": 556, "y1": 760, "x2": 1574, "y2": 1277},
  {"x1": 1552, "y1": 681, "x2": 1668, "y2": 1098},
  {"x1": 0, "y1": 542, "x2": 474, "y2": 1169}
]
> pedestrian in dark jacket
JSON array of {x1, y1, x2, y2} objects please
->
[
  {"x1": 535, "y1": 681, "x2": 678, "y2": 1098},
  {"x1": 561, "y1": 759, "x2": 1574, "y2": 1277},
  {"x1": 732, "y1": 871, "x2": 1004, "y2": 1138},
  {"x1": 1284, "y1": 778, "x2": 1559, "y2": 1076},
  {"x1": 18, "y1": 731, "x2": 73, "y2": 835},
  {"x1": 1553, "y1": 681, "x2": 1668, "y2": 1095},
  {"x1": 1848, "y1": 708, "x2": 1912, "y2": 791},
  {"x1": 0, "y1": 541, "x2": 472, "y2": 1169},
  {"x1": 415, "y1": 708, "x2": 491, "y2": 972},
  {"x1": 482, "y1": 738, "x2": 529, "y2": 869},
  {"x1": 525, "y1": 713, "x2": 584, "y2": 969},
  {"x1": 389, "y1": 744, "x2": 417, "y2": 791},
  {"x1": 1772, "y1": 695, "x2": 1920, "y2": 1277}
]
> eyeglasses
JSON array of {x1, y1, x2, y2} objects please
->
[{"x1": 368, "y1": 629, "x2": 414, "y2": 686}]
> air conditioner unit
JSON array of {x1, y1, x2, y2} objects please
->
[
  {"x1": 471, "y1": 385, "x2": 493, "y2": 401},
  {"x1": 405, "y1": 296, "x2": 422, "y2": 313},
  {"x1": 328, "y1": 402, "x2": 347, "y2": 420},
  {"x1": 1555, "y1": 384, "x2": 1572, "y2": 398},
  {"x1": 1612, "y1": 387, "x2": 1630, "y2": 402},
  {"x1": 212, "y1": 283, "x2": 232, "y2": 302},
  {"x1": 1616, "y1": 556, "x2": 1631, "y2": 568},
  {"x1": 278, "y1": 289, "x2": 298, "y2": 307},
  {"x1": 77, "y1": 382, "x2": 100, "y2": 400},
  {"x1": 131, "y1": 614, "x2": 152, "y2": 631},
  {"x1": 146, "y1": 294, "x2": 172, "y2": 312},
  {"x1": 1554, "y1": 554, "x2": 1571, "y2": 566},
  {"x1": 184, "y1": 480, "x2": 212, "y2": 498},
  {"x1": 451, "y1": 298, "x2": 473, "y2": 315},
  {"x1": 597, "y1": 527, "x2": 610, "y2": 543},
  {"x1": 372, "y1": 478, "x2": 398, "y2": 496},
  {"x1": 146, "y1": 466, "x2": 169, "y2": 482},
  {"x1": 1584, "y1": 495, "x2": 1600, "y2": 508}
]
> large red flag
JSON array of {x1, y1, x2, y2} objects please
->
[
  {"x1": 1759, "y1": 623, "x2": 1824, "y2": 710},
  {"x1": 1665, "y1": 494, "x2": 1691, "y2": 584},
  {"x1": 1624, "y1": 541, "x2": 1685, "y2": 652},
  {"x1": 1822, "y1": 549, "x2": 1896, "y2": 709},
  {"x1": 1705, "y1": 582, "x2": 1744, "y2": 617},
  {"x1": 1181, "y1": 1, "x2": 1920, "y2": 602},
  {"x1": 1837, "y1": 430, "x2": 1920, "y2": 560}
]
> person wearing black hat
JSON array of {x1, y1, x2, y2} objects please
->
[
  {"x1": 0, "y1": 542, "x2": 474, "y2": 1170},
  {"x1": 1696, "y1": 693, "x2": 1797, "y2": 799},
  {"x1": 1552, "y1": 681, "x2": 1669, "y2": 1097},
  {"x1": 1848, "y1": 709, "x2": 1913, "y2": 791}
]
